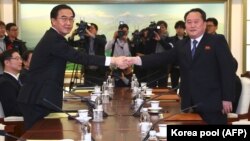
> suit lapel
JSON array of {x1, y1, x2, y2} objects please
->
[{"x1": 184, "y1": 38, "x2": 192, "y2": 64}]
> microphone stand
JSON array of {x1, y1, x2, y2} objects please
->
[
  {"x1": 142, "y1": 104, "x2": 200, "y2": 141},
  {"x1": 42, "y1": 98, "x2": 96, "y2": 141},
  {"x1": 132, "y1": 86, "x2": 179, "y2": 117},
  {"x1": 63, "y1": 89, "x2": 109, "y2": 118}
]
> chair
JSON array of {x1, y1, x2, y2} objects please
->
[{"x1": 236, "y1": 77, "x2": 250, "y2": 114}]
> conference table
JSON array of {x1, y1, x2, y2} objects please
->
[{"x1": 19, "y1": 87, "x2": 210, "y2": 140}]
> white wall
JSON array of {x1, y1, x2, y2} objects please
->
[
  {"x1": 231, "y1": 0, "x2": 243, "y2": 75},
  {"x1": 0, "y1": 0, "x2": 245, "y2": 74},
  {"x1": 1, "y1": 0, "x2": 13, "y2": 23}
]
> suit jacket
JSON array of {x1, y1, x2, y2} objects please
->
[
  {"x1": 4, "y1": 36, "x2": 27, "y2": 55},
  {"x1": 0, "y1": 73, "x2": 22, "y2": 116},
  {"x1": 68, "y1": 35, "x2": 108, "y2": 85},
  {"x1": 83, "y1": 35, "x2": 108, "y2": 73},
  {"x1": 141, "y1": 33, "x2": 235, "y2": 113},
  {"x1": 17, "y1": 28, "x2": 106, "y2": 110}
]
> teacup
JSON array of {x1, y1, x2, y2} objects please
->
[
  {"x1": 78, "y1": 109, "x2": 88, "y2": 118},
  {"x1": 150, "y1": 101, "x2": 159, "y2": 108},
  {"x1": 146, "y1": 88, "x2": 153, "y2": 95},
  {"x1": 158, "y1": 124, "x2": 167, "y2": 136}
]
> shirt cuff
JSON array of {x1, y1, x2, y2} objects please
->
[
  {"x1": 136, "y1": 56, "x2": 142, "y2": 66},
  {"x1": 105, "y1": 57, "x2": 111, "y2": 66}
]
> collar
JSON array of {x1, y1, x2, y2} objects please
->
[
  {"x1": 191, "y1": 34, "x2": 204, "y2": 45},
  {"x1": 4, "y1": 71, "x2": 19, "y2": 81}
]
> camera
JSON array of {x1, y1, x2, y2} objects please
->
[
  {"x1": 75, "y1": 20, "x2": 91, "y2": 40},
  {"x1": 131, "y1": 30, "x2": 142, "y2": 45},
  {"x1": 117, "y1": 30, "x2": 126, "y2": 39},
  {"x1": 117, "y1": 21, "x2": 128, "y2": 39},
  {"x1": 147, "y1": 21, "x2": 160, "y2": 39}
]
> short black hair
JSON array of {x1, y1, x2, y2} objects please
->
[
  {"x1": 0, "y1": 49, "x2": 18, "y2": 67},
  {"x1": 22, "y1": 50, "x2": 33, "y2": 61},
  {"x1": 157, "y1": 20, "x2": 168, "y2": 28},
  {"x1": 50, "y1": 4, "x2": 75, "y2": 19},
  {"x1": 184, "y1": 8, "x2": 206, "y2": 22},
  {"x1": 174, "y1": 20, "x2": 185, "y2": 29},
  {"x1": 206, "y1": 17, "x2": 218, "y2": 26},
  {"x1": 118, "y1": 23, "x2": 129, "y2": 30},
  {"x1": 0, "y1": 21, "x2": 5, "y2": 27},
  {"x1": 90, "y1": 23, "x2": 98, "y2": 31},
  {"x1": 6, "y1": 23, "x2": 17, "y2": 31}
]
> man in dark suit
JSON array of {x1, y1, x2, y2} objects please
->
[
  {"x1": 17, "y1": 4, "x2": 128, "y2": 130},
  {"x1": 0, "y1": 49, "x2": 23, "y2": 116},
  {"x1": 68, "y1": 23, "x2": 108, "y2": 86},
  {"x1": 127, "y1": 8, "x2": 235, "y2": 124}
]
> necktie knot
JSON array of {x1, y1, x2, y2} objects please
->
[{"x1": 191, "y1": 40, "x2": 198, "y2": 58}]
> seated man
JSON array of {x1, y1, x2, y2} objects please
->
[
  {"x1": 0, "y1": 49, "x2": 22, "y2": 116},
  {"x1": 113, "y1": 66, "x2": 133, "y2": 87}
]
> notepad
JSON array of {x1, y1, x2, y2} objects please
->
[
  {"x1": 44, "y1": 112, "x2": 77, "y2": 119},
  {"x1": 232, "y1": 119, "x2": 250, "y2": 125},
  {"x1": 4, "y1": 116, "x2": 24, "y2": 122}
]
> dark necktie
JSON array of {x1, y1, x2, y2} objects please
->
[{"x1": 191, "y1": 40, "x2": 198, "y2": 58}]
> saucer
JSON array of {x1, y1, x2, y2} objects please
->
[
  {"x1": 148, "y1": 107, "x2": 162, "y2": 113},
  {"x1": 156, "y1": 132, "x2": 167, "y2": 139},
  {"x1": 76, "y1": 116, "x2": 92, "y2": 122},
  {"x1": 148, "y1": 107, "x2": 162, "y2": 111},
  {"x1": 143, "y1": 93, "x2": 154, "y2": 97}
]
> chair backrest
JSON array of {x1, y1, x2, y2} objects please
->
[
  {"x1": 0, "y1": 102, "x2": 5, "y2": 118},
  {"x1": 236, "y1": 77, "x2": 250, "y2": 114}
]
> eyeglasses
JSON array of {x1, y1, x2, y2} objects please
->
[
  {"x1": 10, "y1": 28, "x2": 18, "y2": 31},
  {"x1": 8, "y1": 57, "x2": 23, "y2": 61},
  {"x1": 57, "y1": 17, "x2": 75, "y2": 23}
]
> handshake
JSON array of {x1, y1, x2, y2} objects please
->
[{"x1": 111, "y1": 56, "x2": 141, "y2": 69}]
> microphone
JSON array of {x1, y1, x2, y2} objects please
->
[
  {"x1": 42, "y1": 98, "x2": 96, "y2": 141},
  {"x1": 63, "y1": 89, "x2": 109, "y2": 118},
  {"x1": 0, "y1": 130, "x2": 26, "y2": 141},
  {"x1": 132, "y1": 85, "x2": 179, "y2": 117},
  {"x1": 142, "y1": 103, "x2": 200, "y2": 141}
]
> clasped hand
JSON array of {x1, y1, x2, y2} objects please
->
[{"x1": 111, "y1": 56, "x2": 138, "y2": 69}]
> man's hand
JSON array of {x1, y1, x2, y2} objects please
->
[
  {"x1": 85, "y1": 29, "x2": 95, "y2": 38},
  {"x1": 222, "y1": 101, "x2": 233, "y2": 114},
  {"x1": 111, "y1": 56, "x2": 129, "y2": 69},
  {"x1": 126, "y1": 57, "x2": 142, "y2": 66}
]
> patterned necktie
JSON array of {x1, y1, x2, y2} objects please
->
[{"x1": 191, "y1": 40, "x2": 198, "y2": 58}]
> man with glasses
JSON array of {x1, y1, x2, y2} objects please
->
[
  {"x1": 5, "y1": 23, "x2": 27, "y2": 55},
  {"x1": 68, "y1": 23, "x2": 108, "y2": 86},
  {"x1": 206, "y1": 17, "x2": 218, "y2": 35},
  {"x1": 17, "y1": 4, "x2": 127, "y2": 130},
  {"x1": 0, "y1": 49, "x2": 23, "y2": 117}
]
